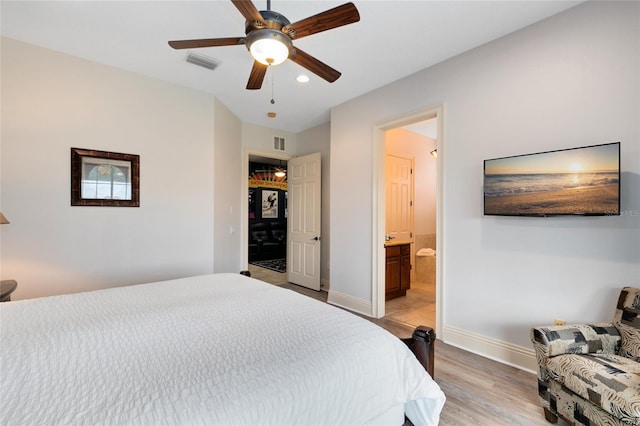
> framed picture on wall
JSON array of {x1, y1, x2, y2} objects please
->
[
  {"x1": 71, "y1": 148, "x2": 140, "y2": 207},
  {"x1": 262, "y1": 190, "x2": 278, "y2": 219}
]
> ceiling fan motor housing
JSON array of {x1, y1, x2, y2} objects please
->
[
  {"x1": 245, "y1": 10, "x2": 290, "y2": 32},
  {"x1": 244, "y1": 10, "x2": 294, "y2": 65}
]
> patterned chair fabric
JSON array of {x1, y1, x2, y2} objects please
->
[
  {"x1": 531, "y1": 287, "x2": 640, "y2": 425},
  {"x1": 614, "y1": 288, "x2": 640, "y2": 361}
]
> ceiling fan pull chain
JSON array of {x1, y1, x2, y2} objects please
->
[{"x1": 270, "y1": 67, "x2": 276, "y2": 104}]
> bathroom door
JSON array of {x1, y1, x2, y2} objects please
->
[{"x1": 385, "y1": 153, "x2": 414, "y2": 242}]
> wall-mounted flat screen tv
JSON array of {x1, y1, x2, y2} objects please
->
[{"x1": 484, "y1": 142, "x2": 620, "y2": 217}]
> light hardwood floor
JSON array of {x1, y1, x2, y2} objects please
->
[{"x1": 247, "y1": 265, "x2": 555, "y2": 425}]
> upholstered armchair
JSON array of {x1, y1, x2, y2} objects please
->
[{"x1": 531, "y1": 287, "x2": 640, "y2": 425}]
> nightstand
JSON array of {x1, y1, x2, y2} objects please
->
[{"x1": 0, "y1": 280, "x2": 17, "y2": 302}]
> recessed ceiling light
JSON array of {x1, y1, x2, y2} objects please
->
[
  {"x1": 267, "y1": 112, "x2": 277, "y2": 118},
  {"x1": 296, "y1": 75, "x2": 310, "y2": 83}
]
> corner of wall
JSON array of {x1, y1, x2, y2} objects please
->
[{"x1": 327, "y1": 289, "x2": 372, "y2": 317}]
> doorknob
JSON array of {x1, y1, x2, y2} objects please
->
[{"x1": 312, "y1": 236, "x2": 320, "y2": 241}]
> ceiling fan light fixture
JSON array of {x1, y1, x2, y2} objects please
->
[
  {"x1": 274, "y1": 170, "x2": 286, "y2": 178},
  {"x1": 246, "y1": 29, "x2": 291, "y2": 66},
  {"x1": 168, "y1": 1, "x2": 360, "y2": 89}
]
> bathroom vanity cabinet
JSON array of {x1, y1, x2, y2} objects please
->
[{"x1": 385, "y1": 243, "x2": 411, "y2": 300}]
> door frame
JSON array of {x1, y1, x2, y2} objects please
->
[
  {"x1": 371, "y1": 104, "x2": 444, "y2": 339},
  {"x1": 241, "y1": 148, "x2": 292, "y2": 270}
]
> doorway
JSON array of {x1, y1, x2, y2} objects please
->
[
  {"x1": 243, "y1": 151, "x2": 323, "y2": 292},
  {"x1": 246, "y1": 153, "x2": 289, "y2": 285},
  {"x1": 383, "y1": 119, "x2": 438, "y2": 330},
  {"x1": 372, "y1": 105, "x2": 443, "y2": 338}
]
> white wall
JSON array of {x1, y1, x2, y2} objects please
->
[
  {"x1": 213, "y1": 99, "x2": 243, "y2": 273},
  {"x1": 330, "y1": 1, "x2": 639, "y2": 355},
  {"x1": 242, "y1": 122, "x2": 297, "y2": 155},
  {"x1": 1, "y1": 37, "x2": 217, "y2": 299}
]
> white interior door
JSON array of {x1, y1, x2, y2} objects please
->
[
  {"x1": 287, "y1": 152, "x2": 321, "y2": 290},
  {"x1": 385, "y1": 153, "x2": 414, "y2": 242}
]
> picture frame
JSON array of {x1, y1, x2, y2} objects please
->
[
  {"x1": 483, "y1": 142, "x2": 619, "y2": 216},
  {"x1": 262, "y1": 190, "x2": 278, "y2": 219},
  {"x1": 71, "y1": 148, "x2": 140, "y2": 207}
]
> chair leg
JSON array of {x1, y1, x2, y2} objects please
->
[{"x1": 543, "y1": 408, "x2": 558, "y2": 424}]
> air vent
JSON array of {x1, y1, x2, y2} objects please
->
[
  {"x1": 185, "y1": 52, "x2": 220, "y2": 71},
  {"x1": 273, "y1": 136, "x2": 285, "y2": 152}
]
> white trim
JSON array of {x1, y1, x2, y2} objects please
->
[
  {"x1": 442, "y1": 325, "x2": 537, "y2": 374},
  {"x1": 372, "y1": 105, "x2": 445, "y2": 337},
  {"x1": 327, "y1": 289, "x2": 372, "y2": 317},
  {"x1": 372, "y1": 128, "x2": 385, "y2": 318}
]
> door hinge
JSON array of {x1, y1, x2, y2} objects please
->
[{"x1": 410, "y1": 232, "x2": 413, "y2": 238}]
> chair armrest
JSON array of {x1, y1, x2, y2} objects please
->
[{"x1": 531, "y1": 323, "x2": 620, "y2": 359}]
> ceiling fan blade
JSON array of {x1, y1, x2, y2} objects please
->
[
  {"x1": 168, "y1": 37, "x2": 245, "y2": 49},
  {"x1": 290, "y1": 48, "x2": 341, "y2": 83},
  {"x1": 231, "y1": 0, "x2": 265, "y2": 25},
  {"x1": 282, "y1": 2, "x2": 360, "y2": 40},
  {"x1": 247, "y1": 61, "x2": 268, "y2": 90}
]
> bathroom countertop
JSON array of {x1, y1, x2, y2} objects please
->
[{"x1": 384, "y1": 240, "x2": 411, "y2": 248}]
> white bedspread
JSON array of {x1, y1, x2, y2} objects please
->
[{"x1": 0, "y1": 273, "x2": 444, "y2": 425}]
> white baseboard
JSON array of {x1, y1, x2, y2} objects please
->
[
  {"x1": 327, "y1": 289, "x2": 372, "y2": 316},
  {"x1": 442, "y1": 325, "x2": 537, "y2": 374}
]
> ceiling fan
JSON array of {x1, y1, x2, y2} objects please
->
[
  {"x1": 253, "y1": 160, "x2": 287, "y2": 177},
  {"x1": 168, "y1": 0, "x2": 360, "y2": 90},
  {"x1": 256, "y1": 167, "x2": 286, "y2": 177}
]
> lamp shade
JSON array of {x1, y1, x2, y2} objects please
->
[
  {"x1": 0, "y1": 212, "x2": 9, "y2": 224},
  {"x1": 246, "y1": 29, "x2": 292, "y2": 66}
]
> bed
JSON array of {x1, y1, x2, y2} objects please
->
[{"x1": 0, "y1": 273, "x2": 445, "y2": 425}]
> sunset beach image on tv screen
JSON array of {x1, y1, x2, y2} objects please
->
[{"x1": 483, "y1": 142, "x2": 620, "y2": 216}]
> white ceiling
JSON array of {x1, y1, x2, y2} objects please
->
[
  {"x1": 0, "y1": 1, "x2": 580, "y2": 133},
  {"x1": 404, "y1": 118, "x2": 437, "y2": 140}
]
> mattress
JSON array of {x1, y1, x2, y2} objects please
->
[{"x1": 0, "y1": 273, "x2": 445, "y2": 425}]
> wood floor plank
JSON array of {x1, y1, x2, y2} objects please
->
[{"x1": 435, "y1": 342, "x2": 552, "y2": 425}]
